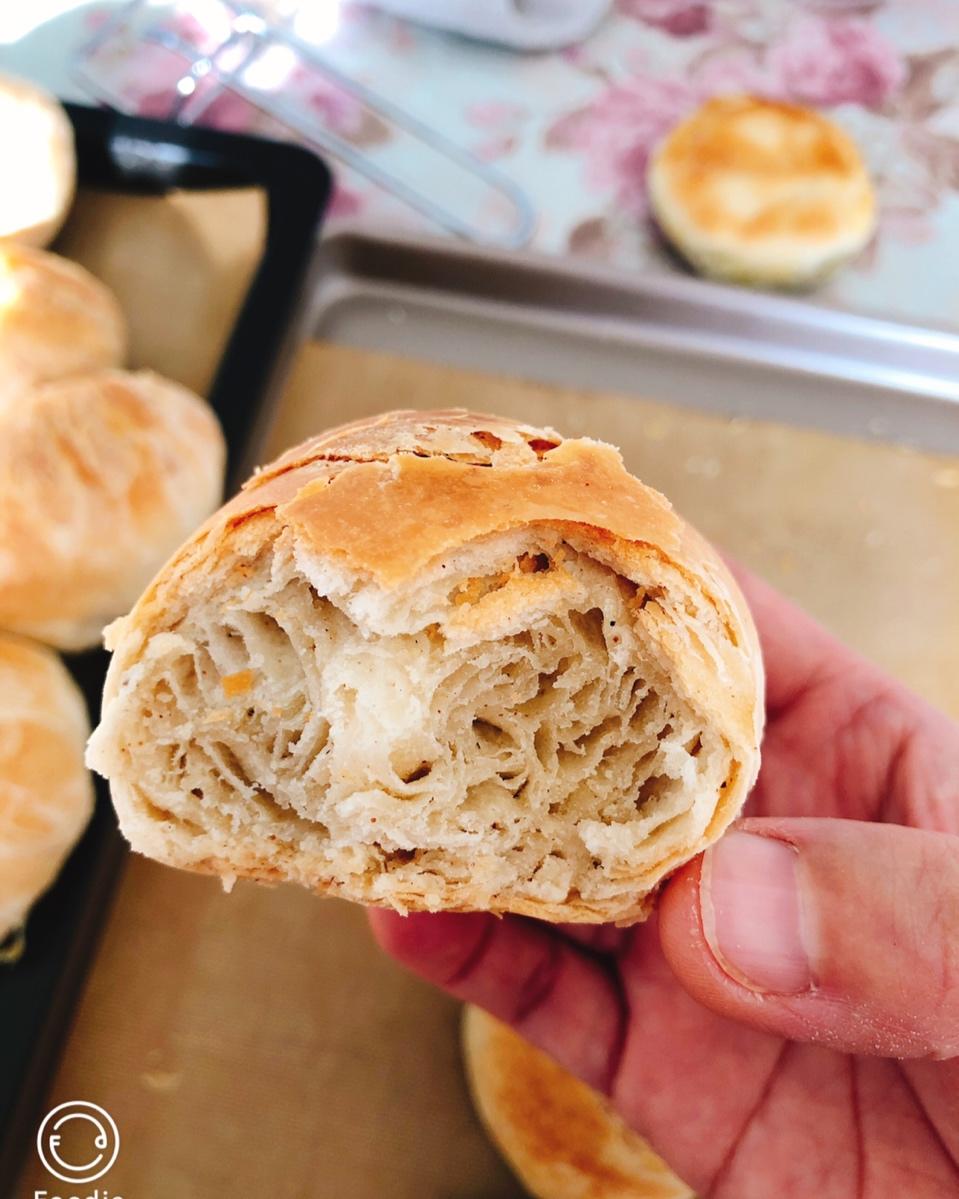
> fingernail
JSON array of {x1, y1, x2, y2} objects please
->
[{"x1": 701, "y1": 831, "x2": 812, "y2": 995}]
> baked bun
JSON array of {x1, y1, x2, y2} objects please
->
[
  {"x1": 88, "y1": 409, "x2": 762, "y2": 924},
  {"x1": 648, "y1": 94, "x2": 876, "y2": 287},
  {"x1": 0, "y1": 369, "x2": 226, "y2": 651},
  {"x1": 0, "y1": 73, "x2": 75, "y2": 249},
  {"x1": 463, "y1": 1006, "x2": 692, "y2": 1199},
  {"x1": 0, "y1": 634, "x2": 93, "y2": 946},
  {"x1": 0, "y1": 243, "x2": 126, "y2": 409}
]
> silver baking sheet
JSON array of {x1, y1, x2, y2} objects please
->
[{"x1": 301, "y1": 227, "x2": 959, "y2": 453}]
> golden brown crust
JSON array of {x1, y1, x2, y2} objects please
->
[
  {"x1": 257, "y1": 406, "x2": 563, "y2": 476},
  {"x1": 0, "y1": 73, "x2": 75, "y2": 248},
  {"x1": 0, "y1": 633, "x2": 93, "y2": 940},
  {"x1": 649, "y1": 95, "x2": 875, "y2": 286},
  {"x1": 463, "y1": 1006, "x2": 693, "y2": 1199},
  {"x1": 281, "y1": 447, "x2": 682, "y2": 585},
  {"x1": 0, "y1": 243, "x2": 125, "y2": 408}
]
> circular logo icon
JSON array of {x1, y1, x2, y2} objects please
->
[{"x1": 37, "y1": 1101, "x2": 120, "y2": 1184}]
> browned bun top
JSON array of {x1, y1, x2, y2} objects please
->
[
  {"x1": 463, "y1": 1006, "x2": 693, "y2": 1198},
  {"x1": 649, "y1": 95, "x2": 876, "y2": 285}
]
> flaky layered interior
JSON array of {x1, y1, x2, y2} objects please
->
[{"x1": 93, "y1": 522, "x2": 739, "y2": 915}]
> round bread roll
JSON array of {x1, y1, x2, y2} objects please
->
[
  {"x1": 648, "y1": 94, "x2": 876, "y2": 287},
  {"x1": 0, "y1": 369, "x2": 226, "y2": 651},
  {"x1": 463, "y1": 1006, "x2": 693, "y2": 1199},
  {"x1": 88, "y1": 409, "x2": 762, "y2": 924},
  {"x1": 0, "y1": 633, "x2": 94, "y2": 946},
  {"x1": 0, "y1": 73, "x2": 75, "y2": 249},
  {"x1": 0, "y1": 243, "x2": 126, "y2": 409}
]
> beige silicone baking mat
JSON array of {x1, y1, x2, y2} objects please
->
[{"x1": 21, "y1": 343, "x2": 959, "y2": 1194}]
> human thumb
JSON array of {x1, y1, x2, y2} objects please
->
[{"x1": 658, "y1": 817, "x2": 959, "y2": 1059}]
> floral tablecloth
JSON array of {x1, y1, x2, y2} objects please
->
[
  {"x1": 3, "y1": 0, "x2": 959, "y2": 329},
  {"x1": 321, "y1": 0, "x2": 959, "y2": 329}
]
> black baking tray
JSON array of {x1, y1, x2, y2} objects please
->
[{"x1": 0, "y1": 103, "x2": 330, "y2": 1188}]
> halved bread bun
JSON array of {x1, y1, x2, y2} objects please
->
[
  {"x1": 649, "y1": 94, "x2": 876, "y2": 287},
  {"x1": 87, "y1": 409, "x2": 763, "y2": 924},
  {"x1": 0, "y1": 633, "x2": 93, "y2": 945},
  {"x1": 0, "y1": 73, "x2": 75, "y2": 249}
]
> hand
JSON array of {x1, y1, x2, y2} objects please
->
[{"x1": 369, "y1": 568, "x2": 959, "y2": 1197}]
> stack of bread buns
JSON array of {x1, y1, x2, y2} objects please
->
[{"x1": 0, "y1": 74, "x2": 226, "y2": 950}]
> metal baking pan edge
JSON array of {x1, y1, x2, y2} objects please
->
[{"x1": 307, "y1": 225, "x2": 959, "y2": 452}]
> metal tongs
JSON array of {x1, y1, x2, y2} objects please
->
[{"x1": 74, "y1": 0, "x2": 536, "y2": 248}]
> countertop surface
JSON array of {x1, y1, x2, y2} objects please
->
[{"x1": 4, "y1": 0, "x2": 959, "y2": 331}]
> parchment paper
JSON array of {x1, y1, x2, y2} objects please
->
[
  {"x1": 20, "y1": 337, "x2": 959, "y2": 1198},
  {"x1": 56, "y1": 186, "x2": 265, "y2": 397}
]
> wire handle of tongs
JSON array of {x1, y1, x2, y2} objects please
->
[{"x1": 74, "y1": 0, "x2": 537, "y2": 249}]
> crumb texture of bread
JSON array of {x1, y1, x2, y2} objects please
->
[
  {"x1": 649, "y1": 94, "x2": 876, "y2": 287},
  {"x1": 0, "y1": 73, "x2": 75, "y2": 249},
  {"x1": 462, "y1": 1006, "x2": 694, "y2": 1199},
  {"x1": 0, "y1": 243, "x2": 125, "y2": 409},
  {"x1": 0, "y1": 369, "x2": 226, "y2": 651},
  {"x1": 0, "y1": 633, "x2": 93, "y2": 939},
  {"x1": 88, "y1": 409, "x2": 763, "y2": 923}
]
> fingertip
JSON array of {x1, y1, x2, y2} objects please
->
[
  {"x1": 657, "y1": 857, "x2": 711, "y2": 982},
  {"x1": 660, "y1": 821, "x2": 959, "y2": 1058},
  {"x1": 366, "y1": 905, "x2": 406, "y2": 951},
  {"x1": 367, "y1": 907, "x2": 494, "y2": 978},
  {"x1": 658, "y1": 856, "x2": 703, "y2": 931}
]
